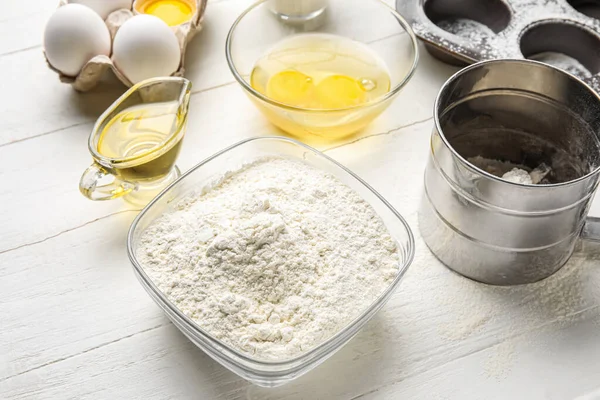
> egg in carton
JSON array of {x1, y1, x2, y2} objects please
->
[{"x1": 44, "y1": 0, "x2": 208, "y2": 91}]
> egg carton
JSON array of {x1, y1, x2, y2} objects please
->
[
  {"x1": 44, "y1": 0, "x2": 208, "y2": 91},
  {"x1": 396, "y1": 0, "x2": 600, "y2": 91}
]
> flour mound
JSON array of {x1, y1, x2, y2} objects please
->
[{"x1": 137, "y1": 157, "x2": 400, "y2": 360}]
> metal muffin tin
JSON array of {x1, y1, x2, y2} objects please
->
[{"x1": 396, "y1": 0, "x2": 600, "y2": 90}]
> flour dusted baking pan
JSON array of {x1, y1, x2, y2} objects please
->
[
  {"x1": 396, "y1": 0, "x2": 600, "y2": 91},
  {"x1": 127, "y1": 137, "x2": 415, "y2": 387}
]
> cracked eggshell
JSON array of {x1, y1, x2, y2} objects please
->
[
  {"x1": 43, "y1": 3, "x2": 111, "y2": 77},
  {"x1": 69, "y1": 0, "x2": 133, "y2": 19},
  {"x1": 113, "y1": 14, "x2": 181, "y2": 84}
]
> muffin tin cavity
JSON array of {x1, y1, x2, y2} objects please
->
[
  {"x1": 567, "y1": 0, "x2": 600, "y2": 19},
  {"x1": 521, "y1": 21, "x2": 600, "y2": 78},
  {"x1": 424, "y1": 0, "x2": 511, "y2": 34}
]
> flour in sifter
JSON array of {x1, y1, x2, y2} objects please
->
[{"x1": 137, "y1": 157, "x2": 400, "y2": 360}]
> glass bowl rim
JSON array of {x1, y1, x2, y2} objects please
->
[
  {"x1": 225, "y1": 0, "x2": 420, "y2": 113},
  {"x1": 127, "y1": 136, "x2": 415, "y2": 369}
]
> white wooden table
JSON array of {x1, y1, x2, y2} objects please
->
[{"x1": 3, "y1": 1, "x2": 600, "y2": 398}]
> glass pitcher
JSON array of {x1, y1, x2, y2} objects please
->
[{"x1": 79, "y1": 77, "x2": 192, "y2": 205}]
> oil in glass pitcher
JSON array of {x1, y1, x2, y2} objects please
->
[{"x1": 79, "y1": 77, "x2": 191, "y2": 205}]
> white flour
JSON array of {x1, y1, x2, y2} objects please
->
[
  {"x1": 501, "y1": 168, "x2": 533, "y2": 184},
  {"x1": 468, "y1": 156, "x2": 552, "y2": 184},
  {"x1": 137, "y1": 157, "x2": 400, "y2": 360},
  {"x1": 427, "y1": 239, "x2": 599, "y2": 378},
  {"x1": 437, "y1": 19, "x2": 495, "y2": 42},
  {"x1": 530, "y1": 51, "x2": 593, "y2": 79}
]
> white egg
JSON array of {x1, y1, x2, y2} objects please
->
[
  {"x1": 113, "y1": 15, "x2": 181, "y2": 84},
  {"x1": 44, "y1": 4, "x2": 111, "y2": 77},
  {"x1": 69, "y1": 0, "x2": 133, "y2": 19}
]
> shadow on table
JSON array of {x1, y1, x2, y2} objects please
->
[{"x1": 67, "y1": 75, "x2": 126, "y2": 122}]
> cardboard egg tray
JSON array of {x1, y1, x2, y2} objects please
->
[
  {"x1": 396, "y1": 0, "x2": 600, "y2": 91},
  {"x1": 45, "y1": 0, "x2": 208, "y2": 91}
]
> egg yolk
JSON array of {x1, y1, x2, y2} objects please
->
[
  {"x1": 315, "y1": 75, "x2": 366, "y2": 109},
  {"x1": 143, "y1": 0, "x2": 193, "y2": 26},
  {"x1": 264, "y1": 70, "x2": 368, "y2": 109},
  {"x1": 266, "y1": 70, "x2": 315, "y2": 108}
]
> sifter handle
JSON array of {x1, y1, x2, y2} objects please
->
[{"x1": 582, "y1": 217, "x2": 600, "y2": 242}]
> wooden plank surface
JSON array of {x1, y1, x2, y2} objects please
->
[{"x1": 2, "y1": 0, "x2": 600, "y2": 399}]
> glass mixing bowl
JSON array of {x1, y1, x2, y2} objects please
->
[
  {"x1": 127, "y1": 137, "x2": 415, "y2": 387},
  {"x1": 225, "y1": 0, "x2": 419, "y2": 144}
]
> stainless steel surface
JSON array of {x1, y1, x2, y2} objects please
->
[
  {"x1": 396, "y1": 0, "x2": 600, "y2": 91},
  {"x1": 419, "y1": 59, "x2": 600, "y2": 285}
]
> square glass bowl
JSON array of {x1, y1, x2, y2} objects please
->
[{"x1": 127, "y1": 137, "x2": 415, "y2": 387}]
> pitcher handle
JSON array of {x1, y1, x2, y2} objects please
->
[
  {"x1": 582, "y1": 217, "x2": 600, "y2": 242},
  {"x1": 79, "y1": 162, "x2": 137, "y2": 201}
]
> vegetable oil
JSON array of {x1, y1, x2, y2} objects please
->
[
  {"x1": 97, "y1": 100, "x2": 184, "y2": 181},
  {"x1": 249, "y1": 33, "x2": 392, "y2": 141}
]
